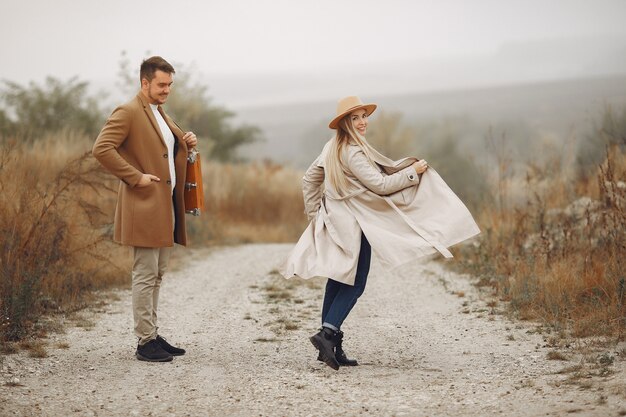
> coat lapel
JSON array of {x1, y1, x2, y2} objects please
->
[
  {"x1": 136, "y1": 93, "x2": 167, "y2": 148},
  {"x1": 160, "y1": 109, "x2": 185, "y2": 141}
]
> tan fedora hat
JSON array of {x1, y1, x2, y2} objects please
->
[{"x1": 328, "y1": 96, "x2": 377, "y2": 129}]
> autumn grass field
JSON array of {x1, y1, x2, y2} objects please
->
[
  {"x1": 187, "y1": 158, "x2": 307, "y2": 244},
  {"x1": 455, "y1": 144, "x2": 626, "y2": 341},
  {"x1": 454, "y1": 115, "x2": 626, "y2": 342}
]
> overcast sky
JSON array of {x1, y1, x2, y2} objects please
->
[{"x1": 2, "y1": 0, "x2": 626, "y2": 106}]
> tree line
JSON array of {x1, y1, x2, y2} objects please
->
[{"x1": 0, "y1": 54, "x2": 262, "y2": 162}]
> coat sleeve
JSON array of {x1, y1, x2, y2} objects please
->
[
  {"x1": 302, "y1": 155, "x2": 325, "y2": 221},
  {"x1": 92, "y1": 106, "x2": 144, "y2": 187},
  {"x1": 347, "y1": 147, "x2": 419, "y2": 196}
]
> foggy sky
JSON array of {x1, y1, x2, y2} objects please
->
[{"x1": 2, "y1": 0, "x2": 626, "y2": 107}]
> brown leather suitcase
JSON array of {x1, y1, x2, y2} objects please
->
[{"x1": 184, "y1": 148, "x2": 205, "y2": 216}]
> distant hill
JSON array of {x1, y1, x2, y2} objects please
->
[{"x1": 234, "y1": 74, "x2": 626, "y2": 168}]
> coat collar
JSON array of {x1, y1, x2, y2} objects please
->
[
  {"x1": 344, "y1": 141, "x2": 417, "y2": 173},
  {"x1": 367, "y1": 145, "x2": 416, "y2": 174},
  {"x1": 136, "y1": 92, "x2": 186, "y2": 148}
]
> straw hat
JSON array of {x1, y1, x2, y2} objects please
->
[{"x1": 328, "y1": 96, "x2": 377, "y2": 129}]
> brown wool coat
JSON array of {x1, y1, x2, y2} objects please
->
[
  {"x1": 92, "y1": 93, "x2": 188, "y2": 248},
  {"x1": 280, "y1": 140, "x2": 481, "y2": 285}
]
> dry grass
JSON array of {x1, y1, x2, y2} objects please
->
[
  {"x1": 456, "y1": 130, "x2": 626, "y2": 341},
  {"x1": 18, "y1": 339, "x2": 48, "y2": 358},
  {"x1": 547, "y1": 351, "x2": 569, "y2": 361},
  {"x1": 0, "y1": 342, "x2": 18, "y2": 354},
  {"x1": 72, "y1": 316, "x2": 96, "y2": 330},
  {"x1": 284, "y1": 322, "x2": 300, "y2": 331},
  {"x1": 551, "y1": 350, "x2": 619, "y2": 390},
  {"x1": 255, "y1": 270, "x2": 323, "y2": 337},
  {"x1": 253, "y1": 337, "x2": 277, "y2": 343},
  {"x1": 188, "y1": 159, "x2": 307, "y2": 244},
  {"x1": 27, "y1": 344, "x2": 49, "y2": 358},
  {"x1": 0, "y1": 134, "x2": 129, "y2": 342}
]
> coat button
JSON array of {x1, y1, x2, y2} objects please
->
[
  {"x1": 163, "y1": 153, "x2": 168, "y2": 158},
  {"x1": 166, "y1": 179, "x2": 171, "y2": 185}
]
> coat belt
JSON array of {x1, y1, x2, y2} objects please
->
[{"x1": 324, "y1": 187, "x2": 367, "y2": 201}]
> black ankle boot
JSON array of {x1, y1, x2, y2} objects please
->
[
  {"x1": 316, "y1": 330, "x2": 358, "y2": 366},
  {"x1": 334, "y1": 330, "x2": 358, "y2": 366},
  {"x1": 310, "y1": 327, "x2": 340, "y2": 370}
]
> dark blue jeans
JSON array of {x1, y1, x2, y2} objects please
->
[{"x1": 321, "y1": 233, "x2": 371, "y2": 329}]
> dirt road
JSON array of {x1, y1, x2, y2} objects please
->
[{"x1": 1, "y1": 244, "x2": 624, "y2": 416}]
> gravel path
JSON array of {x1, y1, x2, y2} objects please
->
[{"x1": 1, "y1": 244, "x2": 624, "y2": 416}]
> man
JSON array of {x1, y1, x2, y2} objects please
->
[{"x1": 93, "y1": 56, "x2": 197, "y2": 362}]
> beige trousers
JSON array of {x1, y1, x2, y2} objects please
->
[{"x1": 132, "y1": 246, "x2": 173, "y2": 345}]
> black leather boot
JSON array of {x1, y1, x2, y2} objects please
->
[
  {"x1": 334, "y1": 330, "x2": 358, "y2": 366},
  {"x1": 316, "y1": 330, "x2": 358, "y2": 366},
  {"x1": 310, "y1": 327, "x2": 340, "y2": 370}
]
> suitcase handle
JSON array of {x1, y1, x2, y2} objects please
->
[{"x1": 187, "y1": 147, "x2": 199, "y2": 163}]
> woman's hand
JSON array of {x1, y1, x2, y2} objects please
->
[{"x1": 411, "y1": 159, "x2": 428, "y2": 174}]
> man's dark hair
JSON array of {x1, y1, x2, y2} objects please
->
[{"x1": 140, "y1": 56, "x2": 175, "y2": 83}]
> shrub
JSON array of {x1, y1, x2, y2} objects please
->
[
  {"x1": 455, "y1": 106, "x2": 626, "y2": 339},
  {"x1": 0, "y1": 135, "x2": 127, "y2": 341}
]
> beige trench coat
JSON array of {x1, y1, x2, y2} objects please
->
[
  {"x1": 279, "y1": 140, "x2": 480, "y2": 285},
  {"x1": 92, "y1": 93, "x2": 188, "y2": 248}
]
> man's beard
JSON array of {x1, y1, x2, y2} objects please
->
[{"x1": 149, "y1": 89, "x2": 167, "y2": 104}]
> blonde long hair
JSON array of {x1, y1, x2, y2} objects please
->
[{"x1": 325, "y1": 114, "x2": 378, "y2": 196}]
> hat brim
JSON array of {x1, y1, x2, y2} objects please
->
[{"x1": 329, "y1": 104, "x2": 377, "y2": 129}]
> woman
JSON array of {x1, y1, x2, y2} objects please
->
[{"x1": 280, "y1": 96, "x2": 480, "y2": 371}]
